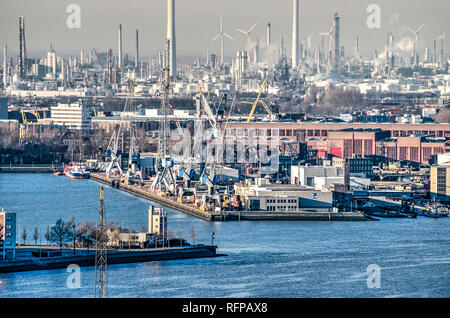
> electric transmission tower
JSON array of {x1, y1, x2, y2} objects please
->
[{"x1": 94, "y1": 186, "x2": 108, "y2": 298}]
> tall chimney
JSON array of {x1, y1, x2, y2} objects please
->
[
  {"x1": 135, "y1": 29, "x2": 139, "y2": 69},
  {"x1": 333, "y1": 13, "x2": 340, "y2": 74},
  {"x1": 291, "y1": 0, "x2": 299, "y2": 68},
  {"x1": 3, "y1": 44, "x2": 7, "y2": 87},
  {"x1": 118, "y1": 24, "x2": 123, "y2": 68},
  {"x1": 18, "y1": 17, "x2": 24, "y2": 79},
  {"x1": 22, "y1": 17, "x2": 27, "y2": 73},
  {"x1": 167, "y1": 0, "x2": 176, "y2": 79},
  {"x1": 267, "y1": 22, "x2": 271, "y2": 47}
]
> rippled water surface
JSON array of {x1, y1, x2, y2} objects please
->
[{"x1": 0, "y1": 174, "x2": 449, "y2": 297}]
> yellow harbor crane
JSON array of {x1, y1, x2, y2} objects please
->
[{"x1": 245, "y1": 73, "x2": 276, "y2": 122}]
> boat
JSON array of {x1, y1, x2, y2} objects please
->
[
  {"x1": 53, "y1": 171, "x2": 64, "y2": 176},
  {"x1": 365, "y1": 210, "x2": 409, "y2": 218},
  {"x1": 64, "y1": 164, "x2": 90, "y2": 179},
  {"x1": 423, "y1": 205, "x2": 449, "y2": 218}
]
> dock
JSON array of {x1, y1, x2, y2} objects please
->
[
  {"x1": 0, "y1": 164, "x2": 63, "y2": 173},
  {"x1": 0, "y1": 245, "x2": 218, "y2": 273},
  {"x1": 90, "y1": 173, "x2": 369, "y2": 221}
]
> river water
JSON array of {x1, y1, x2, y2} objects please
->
[{"x1": 0, "y1": 173, "x2": 449, "y2": 298}]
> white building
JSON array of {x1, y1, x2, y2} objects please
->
[
  {"x1": 50, "y1": 100, "x2": 92, "y2": 129},
  {"x1": 291, "y1": 164, "x2": 344, "y2": 187},
  {"x1": 148, "y1": 206, "x2": 167, "y2": 236},
  {"x1": 235, "y1": 184, "x2": 333, "y2": 210}
]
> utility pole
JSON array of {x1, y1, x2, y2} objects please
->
[{"x1": 94, "y1": 186, "x2": 108, "y2": 298}]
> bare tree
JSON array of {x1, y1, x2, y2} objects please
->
[
  {"x1": 190, "y1": 223, "x2": 197, "y2": 245},
  {"x1": 76, "y1": 221, "x2": 96, "y2": 253},
  {"x1": 22, "y1": 227, "x2": 27, "y2": 246},
  {"x1": 33, "y1": 227, "x2": 39, "y2": 246},
  {"x1": 177, "y1": 229, "x2": 184, "y2": 247},
  {"x1": 44, "y1": 225, "x2": 50, "y2": 246},
  {"x1": 67, "y1": 217, "x2": 77, "y2": 255},
  {"x1": 167, "y1": 228, "x2": 175, "y2": 248},
  {"x1": 49, "y1": 219, "x2": 71, "y2": 250}
]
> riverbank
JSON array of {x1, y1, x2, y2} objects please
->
[
  {"x1": 0, "y1": 164, "x2": 62, "y2": 173},
  {"x1": 0, "y1": 245, "x2": 218, "y2": 273}
]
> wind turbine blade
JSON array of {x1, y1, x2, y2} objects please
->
[
  {"x1": 211, "y1": 34, "x2": 221, "y2": 42},
  {"x1": 417, "y1": 23, "x2": 426, "y2": 33},
  {"x1": 235, "y1": 28, "x2": 248, "y2": 35},
  {"x1": 248, "y1": 22, "x2": 259, "y2": 33},
  {"x1": 408, "y1": 27, "x2": 416, "y2": 35},
  {"x1": 223, "y1": 33, "x2": 234, "y2": 40}
]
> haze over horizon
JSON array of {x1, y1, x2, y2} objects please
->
[{"x1": 1, "y1": 0, "x2": 449, "y2": 61}]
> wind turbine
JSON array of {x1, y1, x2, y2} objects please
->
[
  {"x1": 408, "y1": 23, "x2": 425, "y2": 65},
  {"x1": 235, "y1": 22, "x2": 259, "y2": 45},
  {"x1": 211, "y1": 17, "x2": 234, "y2": 65},
  {"x1": 408, "y1": 23, "x2": 426, "y2": 43},
  {"x1": 318, "y1": 24, "x2": 334, "y2": 65}
]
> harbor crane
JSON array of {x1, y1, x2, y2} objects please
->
[
  {"x1": 151, "y1": 40, "x2": 177, "y2": 195},
  {"x1": 245, "y1": 73, "x2": 276, "y2": 122},
  {"x1": 105, "y1": 80, "x2": 141, "y2": 182}
]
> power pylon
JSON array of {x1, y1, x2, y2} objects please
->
[{"x1": 94, "y1": 186, "x2": 108, "y2": 298}]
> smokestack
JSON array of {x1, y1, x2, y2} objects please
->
[
  {"x1": 291, "y1": 0, "x2": 299, "y2": 68},
  {"x1": 267, "y1": 22, "x2": 271, "y2": 47},
  {"x1": 167, "y1": 0, "x2": 176, "y2": 79},
  {"x1": 118, "y1": 24, "x2": 123, "y2": 68},
  {"x1": 135, "y1": 29, "x2": 139, "y2": 69},
  {"x1": 254, "y1": 39, "x2": 260, "y2": 63},
  {"x1": 333, "y1": 13, "x2": 340, "y2": 74},
  {"x1": 18, "y1": 17, "x2": 24, "y2": 79},
  {"x1": 3, "y1": 44, "x2": 7, "y2": 87},
  {"x1": 22, "y1": 18, "x2": 27, "y2": 73}
]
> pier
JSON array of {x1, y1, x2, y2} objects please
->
[
  {"x1": 0, "y1": 245, "x2": 218, "y2": 273},
  {"x1": 0, "y1": 164, "x2": 62, "y2": 173},
  {"x1": 90, "y1": 173, "x2": 369, "y2": 221}
]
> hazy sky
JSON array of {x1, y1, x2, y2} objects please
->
[{"x1": 1, "y1": 0, "x2": 449, "y2": 60}]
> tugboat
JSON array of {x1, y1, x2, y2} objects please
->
[
  {"x1": 424, "y1": 205, "x2": 449, "y2": 218},
  {"x1": 63, "y1": 163, "x2": 90, "y2": 179},
  {"x1": 361, "y1": 202, "x2": 409, "y2": 218}
]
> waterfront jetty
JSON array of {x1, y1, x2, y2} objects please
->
[
  {"x1": 0, "y1": 245, "x2": 218, "y2": 273},
  {"x1": 0, "y1": 164, "x2": 63, "y2": 173},
  {"x1": 90, "y1": 173, "x2": 369, "y2": 222}
]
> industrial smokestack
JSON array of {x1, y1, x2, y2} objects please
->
[
  {"x1": 118, "y1": 24, "x2": 123, "y2": 68},
  {"x1": 291, "y1": 0, "x2": 299, "y2": 68},
  {"x1": 18, "y1": 17, "x2": 24, "y2": 79},
  {"x1": 3, "y1": 44, "x2": 7, "y2": 87},
  {"x1": 267, "y1": 22, "x2": 271, "y2": 47},
  {"x1": 167, "y1": 0, "x2": 176, "y2": 79},
  {"x1": 22, "y1": 17, "x2": 27, "y2": 73},
  {"x1": 332, "y1": 13, "x2": 340, "y2": 74},
  {"x1": 135, "y1": 29, "x2": 139, "y2": 69}
]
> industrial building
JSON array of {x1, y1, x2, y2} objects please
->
[
  {"x1": 50, "y1": 100, "x2": 92, "y2": 130},
  {"x1": 0, "y1": 209, "x2": 16, "y2": 260},
  {"x1": 430, "y1": 164, "x2": 450, "y2": 202},
  {"x1": 235, "y1": 182, "x2": 333, "y2": 210},
  {"x1": 0, "y1": 97, "x2": 7, "y2": 120}
]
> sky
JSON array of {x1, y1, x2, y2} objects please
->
[{"x1": 0, "y1": 0, "x2": 449, "y2": 60}]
